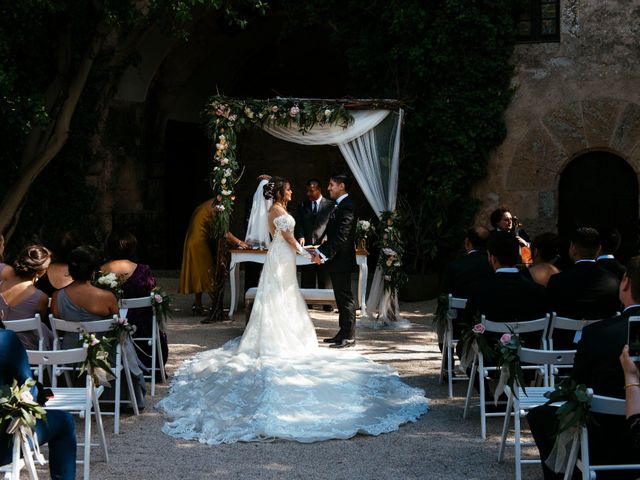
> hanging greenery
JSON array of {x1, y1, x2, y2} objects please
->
[
  {"x1": 204, "y1": 95, "x2": 353, "y2": 237},
  {"x1": 375, "y1": 211, "x2": 408, "y2": 293}
]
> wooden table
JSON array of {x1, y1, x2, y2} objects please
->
[{"x1": 228, "y1": 249, "x2": 369, "y2": 318}]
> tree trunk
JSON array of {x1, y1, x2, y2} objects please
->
[
  {"x1": 0, "y1": 31, "x2": 103, "y2": 235},
  {"x1": 206, "y1": 237, "x2": 230, "y2": 322}
]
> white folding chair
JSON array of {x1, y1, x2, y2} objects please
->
[
  {"x1": 49, "y1": 315, "x2": 139, "y2": 435},
  {"x1": 2, "y1": 314, "x2": 45, "y2": 350},
  {"x1": 463, "y1": 314, "x2": 551, "y2": 439},
  {"x1": 564, "y1": 390, "x2": 640, "y2": 480},
  {"x1": 497, "y1": 347, "x2": 576, "y2": 480},
  {"x1": 119, "y1": 295, "x2": 166, "y2": 396},
  {"x1": 547, "y1": 314, "x2": 604, "y2": 350},
  {"x1": 27, "y1": 347, "x2": 108, "y2": 480},
  {"x1": 0, "y1": 430, "x2": 40, "y2": 480},
  {"x1": 439, "y1": 295, "x2": 468, "y2": 399}
]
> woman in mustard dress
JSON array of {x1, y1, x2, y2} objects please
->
[{"x1": 179, "y1": 199, "x2": 248, "y2": 315}]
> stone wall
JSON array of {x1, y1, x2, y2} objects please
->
[{"x1": 473, "y1": 0, "x2": 640, "y2": 237}]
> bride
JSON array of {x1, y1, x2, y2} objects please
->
[{"x1": 157, "y1": 177, "x2": 428, "y2": 444}]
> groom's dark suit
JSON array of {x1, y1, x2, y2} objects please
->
[
  {"x1": 317, "y1": 195, "x2": 357, "y2": 340},
  {"x1": 294, "y1": 196, "x2": 334, "y2": 291}
]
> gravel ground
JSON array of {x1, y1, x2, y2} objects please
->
[{"x1": 38, "y1": 274, "x2": 540, "y2": 479}]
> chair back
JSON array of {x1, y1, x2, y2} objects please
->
[
  {"x1": 448, "y1": 295, "x2": 467, "y2": 311},
  {"x1": 27, "y1": 346, "x2": 88, "y2": 366},
  {"x1": 119, "y1": 295, "x2": 153, "y2": 309},
  {"x1": 3, "y1": 314, "x2": 45, "y2": 351},
  {"x1": 50, "y1": 315, "x2": 117, "y2": 337},
  {"x1": 482, "y1": 314, "x2": 550, "y2": 336},
  {"x1": 590, "y1": 391, "x2": 626, "y2": 416},
  {"x1": 517, "y1": 347, "x2": 576, "y2": 366},
  {"x1": 446, "y1": 295, "x2": 467, "y2": 340},
  {"x1": 549, "y1": 313, "x2": 603, "y2": 334}
]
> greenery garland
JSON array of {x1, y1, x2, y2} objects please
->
[{"x1": 204, "y1": 95, "x2": 353, "y2": 237}]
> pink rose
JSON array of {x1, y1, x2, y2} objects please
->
[
  {"x1": 472, "y1": 323, "x2": 485, "y2": 334},
  {"x1": 91, "y1": 337, "x2": 100, "y2": 346},
  {"x1": 217, "y1": 194, "x2": 223, "y2": 202},
  {"x1": 271, "y1": 105, "x2": 279, "y2": 112},
  {"x1": 20, "y1": 390, "x2": 34, "y2": 404},
  {"x1": 500, "y1": 333, "x2": 512, "y2": 345},
  {"x1": 154, "y1": 294, "x2": 163, "y2": 304},
  {"x1": 289, "y1": 106, "x2": 300, "y2": 117}
]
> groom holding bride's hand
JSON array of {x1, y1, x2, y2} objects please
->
[{"x1": 311, "y1": 173, "x2": 357, "y2": 348}]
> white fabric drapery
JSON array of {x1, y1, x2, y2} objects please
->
[{"x1": 261, "y1": 108, "x2": 406, "y2": 327}]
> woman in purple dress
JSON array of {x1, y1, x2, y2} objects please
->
[
  {"x1": 0, "y1": 244, "x2": 53, "y2": 349},
  {"x1": 101, "y1": 231, "x2": 169, "y2": 372}
]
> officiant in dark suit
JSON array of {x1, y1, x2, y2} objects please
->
[
  {"x1": 313, "y1": 174, "x2": 357, "y2": 348},
  {"x1": 294, "y1": 179, "x2": 334, "y2": 310}
]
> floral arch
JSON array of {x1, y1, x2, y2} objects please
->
[{"x1": 204, "y1": 95, "x2": 407, "y2": 326}]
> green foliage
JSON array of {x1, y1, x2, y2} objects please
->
[
  {"x1": 204, "y1": 96, "x2": 353, "y2": 235},
  {"x1": 280, "y1": 0, "x2": 522, "y2": 272},
  {"x1": 544, "y1": 379, "x2": 592, "y2": 433},
  {"x1": 0, "y1": 0, "x2": 268, "y2": 242},
  {"x1": 0, "y1": 378, "x2": 47, "y2": 433}
]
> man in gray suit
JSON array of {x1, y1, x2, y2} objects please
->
[{"x1": 294, "y1": 178, "x2": 334, "y2": 310}]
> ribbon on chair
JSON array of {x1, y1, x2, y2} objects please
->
[
  {"x1": 493, "y1": 365, "x2": 510, "y2": 406},
  {"x1": 545, "y1": 428, "x2": 578, "y2": 474},
  {"x1": 7, "y1": 417, "x2": 46, "y2": 466}
]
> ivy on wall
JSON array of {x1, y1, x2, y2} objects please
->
[{"x1": 281, "y1": 0, "x2": 523, "y2": 272}]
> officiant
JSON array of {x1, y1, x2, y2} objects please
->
[{"x1": 294, "y1": 178, "x2": 334, "y2": 310}]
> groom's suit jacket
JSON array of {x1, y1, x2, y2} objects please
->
[
  {"x1": 294, "y1": 197, "x2": 334, "y2": 246},
  {"x1": 317, "y1": 196, "x2": 356, "y2": 273}
]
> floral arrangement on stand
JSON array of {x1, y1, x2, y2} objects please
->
[
  {"x1": 205, "y1": 95, "x2": 353, "y2": 235},
  {"x1": 375, "y1": 211, "x2": 408, "y2": 293},
  {"x1": 152, "y1": 286, "x2": 173, "y2": 331},
  {"x1": 355, "y1": 219, "x2": 373, "y2": 251},
  {"x1": 79, "y1": 330, "x2": 115, "y2": 387},
  {"x1": 93, "y1": 271, "x2": 123, "y2": 300}
]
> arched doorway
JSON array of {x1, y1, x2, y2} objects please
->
[{"x1": 558, "y1": 151, "x2": 639, "y2": 262}]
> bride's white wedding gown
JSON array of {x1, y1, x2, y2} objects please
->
[{"x1": 157, "y1": 214, "x2": 428, "y2": 444}]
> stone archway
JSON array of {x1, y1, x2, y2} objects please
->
[
  {"x1": 489, "y1": 98, "x2": 640, "y2": 237},
  {"x1": 558, "y1": 151, "x2": 639, "y2": 261}
]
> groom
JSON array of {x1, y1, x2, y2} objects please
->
[{"x1": 312, "y1": 173, "x2": 357, "y2": 348}]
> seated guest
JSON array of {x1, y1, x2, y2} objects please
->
[
  {"x1": 51, "y1": 245, "x2": 146, "y2": 408},
  {"x1": 441, "y1": 226, "x2": 493, "y2": 300},
  {"x1": 0, "y1": 245, "x2": 53, "y2": 349},
  {"x1": 547, "y1": 227, "x2": 620, "y2": 349},
  {"x1": 620, "y1": 344, "x2": 640, "y2": 454},
  {"x1": 0, "y1": 328, "x2": 76, "y2": 480},
  {"x1": 36, "y1": 229, "x2": 82, "y2": 297},
  {"x1": 101, "y1": 230, "x2": 169, "y2": 371},
  {"x1": 462, "y1": 231, "x2": 549, "y2": 345},
  {"x1": 528, "y1": 257, "x2": 640, "y2": 479},
  {"x1": 529, "y1": 232, "x2": 561, "y2": 287},
  {"x1": 597, "y1": 226, "x2": 626, "y2": 281}
]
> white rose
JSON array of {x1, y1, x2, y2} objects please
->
[
  {"x1": 224, "y1": 168, "x2": 232, "y2": 177},
  {"x1": 382, "y1": 247, "x2": 397, "y2": 257},
  {"x1": 219, "y1": 135, "x2": 225, "y2": 140},
  {"x1": 20, "y1": 390, "x2": 34, "y2": 404},
  {"x1": 324, "y1": 109, "x2": 332, "y2": 117},
  {"x1": 221, "y1": 178, "x2": 226, "y2": 184}
]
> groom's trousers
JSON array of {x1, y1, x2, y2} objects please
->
[{"x1": 330, "y1": 272, "x2": 356, "y2": 339}]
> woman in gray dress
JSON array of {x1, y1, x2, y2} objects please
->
[{"x1": 0, "y1": 244, "x2": 52, "y2": 349}]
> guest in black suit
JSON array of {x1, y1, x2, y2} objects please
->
[
  {"x1": 547, "y1": 227, "x2": 620, "y2": 349},
  {"x1": 294, "y1": 178, "x2": 334, "y2": 310},
  {"x1": 597, "y1": 226, "x2": 626, "y2": 281},
  {"x1": 461, "y1": 232, "x2": 549, "y2": 396},
  {"x1": 313, "y1": 174, "x2": 357, "y2": 348},
  {"x1": 528, "y1": 256, "x2": 640, "y2": 480},
  {"x1": 441, "y1": 226, "x2": 492, "y2": 300},
  {"x1": 462, "y1": 232, "x2": 549, "y2": 351}
]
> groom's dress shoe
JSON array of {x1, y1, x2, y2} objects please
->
[
  {"x1": 330, "y1": 339, "x2": 356, "y2": 349},
  {"x1": 323, "y1": 335, "x2": 342, "y2": 344}
]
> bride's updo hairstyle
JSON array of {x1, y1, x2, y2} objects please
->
[{"x1": 263, "y1": 176, "x2": 288, "y2": 202}]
